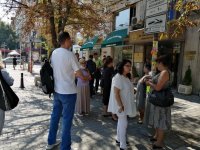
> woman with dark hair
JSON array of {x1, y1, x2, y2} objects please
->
[
  {"x1": 145, "y1": 55, "x2": 172, "y2": 149},
  {"x1": 136, "y1": 63, "x2": 152, "y2": 124},
  {"x1": 108, "y1": 59, "x2": 137, "y2": 150},
  {"x1": 102, "y1": 57, "x2": 114, "y2": 117}
]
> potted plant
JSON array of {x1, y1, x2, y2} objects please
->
[{"x1": 178, "y1": 66, "x2": 192, "y2": 95}]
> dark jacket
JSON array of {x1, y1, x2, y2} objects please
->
[
  {"x1": 102, "y1": 67, "x2": 114, "y2": 105},
  {"x1": 86, "y1": 59, "x2": 96, "y2": 75}
]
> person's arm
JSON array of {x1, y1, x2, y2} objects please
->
[
  {"x1": 114, "y1": 87, "x2": 124, "y2": 112},
  {"x1": 71, "y1": 54, "x2": 87, "y2": 80},
  {"x1": 146, "y1": 70, "x2": 169, "y2": 91},
  {"x1": 1, "y1": 70, "x2": 14, "y2": 86},
  {"x1": 113, "y1": 75, "x2": 124, "y2": 112},
  {"x1": 75, "y1": 70, "x2": 90, "y2": 81},
  {"x1": 140, "y1": 75, "x2": 151, "y2": 83}
]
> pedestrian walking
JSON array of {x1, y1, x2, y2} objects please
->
[
  {"x1": 108, "y1": 59, "x2": 137, "y2": 150},
  {"x1": 46, "y1": 32, "x2": 86, "y2": 150},
  {"x1": 75, "y1": 58, "x2": 91, "y2": 116},
  {"x1": 75, "y1": 52, "x2": 80, "y2": 61},
  {"x1": 136, "y1": 63, "x2": 151, "y2": 124},
  {"x1": 101, "y1": 57, "x2": 114, "y2": 117},
  {"x1": 145, "y1": 55, "x2": 172, "y2": 149},
  {"x1": 0, "y1": 63, "x2": 14, "y2": 135},
  {"x1": 86, "y1": 55, "x2": 96, "y2": 98},
  {"x1": 13, "y1": 56, "x2": 17, "y2": 70},
  {"x1": 93, "y1": 52, "x2": 102, "y2": 93}
]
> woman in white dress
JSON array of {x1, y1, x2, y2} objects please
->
[{"x1": 108, "y1": 59, "x2": 137, "y2": 150}]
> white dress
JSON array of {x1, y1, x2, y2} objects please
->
[{"x1": 108, "y1": 73, "x2": 137, "y2": 117}]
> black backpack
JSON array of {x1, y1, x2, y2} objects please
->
[{"x1": 40, "y1": 60, "x2": 54, "y2": 97}]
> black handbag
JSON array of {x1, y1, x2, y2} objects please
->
[
  {"x1": 0, "y1": 71, "x2": 19, "y2": 111},
  {"x1": 149, "y1": 71, "x2": 174, "y2": 107},
  {"x1": 149, "y1": 88, "x2": 174, "y2": 107}
]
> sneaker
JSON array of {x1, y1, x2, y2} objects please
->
[{"x1": 46, "y1": 140, "x2": 61, "y2": 150}]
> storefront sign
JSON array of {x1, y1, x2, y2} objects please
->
[
  {"x1": 134, "y1": 53, "x2": 143, "y2": 63},
  {"x1": 129, "y1": 29, "x2": 153, "y2": 43},
  {"x1": 129, "y1": 28, "x2": 185, "y2": 44}
]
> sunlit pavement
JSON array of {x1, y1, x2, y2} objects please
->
[{"x1": 0, "y1": 65, "x2": 199, "y2": 150}]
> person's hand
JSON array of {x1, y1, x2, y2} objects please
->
[
  {"x1": 88, "y1": 75, "x2": 92, "y2": 80},
  {"x1": 145, "y1": 79, "x2": 152, "y2": 86},
  {"x1": 118, "y1": 105, "x2": 124, "y2": 113}
]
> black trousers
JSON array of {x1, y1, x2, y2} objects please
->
[
  {"x1": 89, "y1": 78, "x2": 94, "y2": 96},
  {"x1": 95, "y1": 78, "x2": 100, "y2": 93}
]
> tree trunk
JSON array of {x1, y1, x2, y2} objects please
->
[
  {"x1": 58, "y1": 1, "x2": 63, "y2": 33},
  {"x1": 47, "y1": 0, "x2": 58, "y2": 48}
]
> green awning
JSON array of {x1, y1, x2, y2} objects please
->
[
  {"x1": 80, "y1": 36, "x2": 99, "y2": 51},
  {"x1": 102, "y1": 28, "x2": 128, "y2": 47}
]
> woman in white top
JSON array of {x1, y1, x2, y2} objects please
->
[{"x1": 108, "y1": 59, "x2": 136, "y2": 150}]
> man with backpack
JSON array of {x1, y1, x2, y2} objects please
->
[
  {"x1": 46, "y1": 32, "x2": 87, "y2": 150},
  {"x1": 86, "y1": 55, "x2": 96, "y2": 98}
]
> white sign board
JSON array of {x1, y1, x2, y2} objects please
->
[
  {"x1": 145, "y1": 14, "x2": 167, "y2": 34},
  {"x1": 146, "y1": 0, "x2": 167, "y2": 10},
  {"x1": 146, "y1": 2, "x2": 168, "y2": 17}
]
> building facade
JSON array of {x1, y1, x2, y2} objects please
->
[{"x1": 101, "y1": 0, "x2": 200, "y2": 94}]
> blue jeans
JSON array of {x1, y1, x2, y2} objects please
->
[{"x1": 48, "y1": 92, "x2": 77, "y2": 150}]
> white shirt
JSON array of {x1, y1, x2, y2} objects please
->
[
  {"x1": 51, "y1": 48, "x2": 80, "y2": 94},
  {"x1": 108, "y1": 73, "x2": 137, "y2": 117}
]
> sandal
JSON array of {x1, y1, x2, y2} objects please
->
[
  {"x1": 112, "y1": 117, "x2": 118, "y2": 121},
  {"x1": 150, "y1": 137, "x2": 157, "y2": 142},
  {"x1": 137, "y1": 120, "x2": 143, "y2": 124},
  {"x1": 152, "y1": 144, "x2": 163, "y2": 149}
]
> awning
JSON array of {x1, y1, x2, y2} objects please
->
[
  {"x1": 102, "y1": 28, "x2": 128, "y2": 48},
  {"x1": 80, "y1": 36, "x2": 99, "y2": 51}
]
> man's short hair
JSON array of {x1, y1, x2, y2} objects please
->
[
  {"x1": 89, "y1": 55, "x2": 93, "y2": 59},
  {"x1": 58, "y1": 32, "x2": 71, "y2": 45},
  {"x1": 93, "y1": 52, "x2": 98, "y2": 56}
]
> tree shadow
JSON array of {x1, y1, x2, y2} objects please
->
[{"x1": 173, "y1": 92, "x2": 200, "y2": 104}]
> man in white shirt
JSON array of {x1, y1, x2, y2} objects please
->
[{"x1": 46, "y1": 32, "x2": 86, "y2": 150}]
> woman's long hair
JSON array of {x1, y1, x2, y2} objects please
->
[{"x1": 103, "y1": 57, "x2": 113, "y2": 69}]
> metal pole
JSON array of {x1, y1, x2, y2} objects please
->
[
  {"x1": 20, "y1": 73, "x2": 25, "y2": 89},
  {"x1": 40, "y1": 43, "x2": 42, "y2": 62},
  {"x1": 151, "y1": 33, "x2": 159, "y2": 75},
  {"x1": 30, "y1": 40, "x2": 32, "y2": 73}
]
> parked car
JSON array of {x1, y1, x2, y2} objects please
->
[{"x1": 2, "y1": 57, "x2": 20, "y2": 64}]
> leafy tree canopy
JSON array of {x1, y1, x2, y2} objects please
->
[{"x1": 0, "y1": 21, "x2": 19, "y2": 50}]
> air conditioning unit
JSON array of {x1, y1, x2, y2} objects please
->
[{"x1": 178, "y1": 84, "x2": 192, "y2": 95}]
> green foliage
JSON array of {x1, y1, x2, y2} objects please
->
[
  {"x1": 0, "y1": 21, "x2": 19, "y2": 50},
  {"x1": 169, "y1": 0, "x2": 200, "y2": 38},
  {"x1": 182, "y1": 66, "x2": 192, "y2": 85}
]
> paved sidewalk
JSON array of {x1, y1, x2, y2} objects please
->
[{"x1": 0, "y1": 65, "x2": 199, "y2": 150}]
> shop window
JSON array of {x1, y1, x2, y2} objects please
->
[{"x1": 115, "y1": 9, "x2": 130, "y2": 30}]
